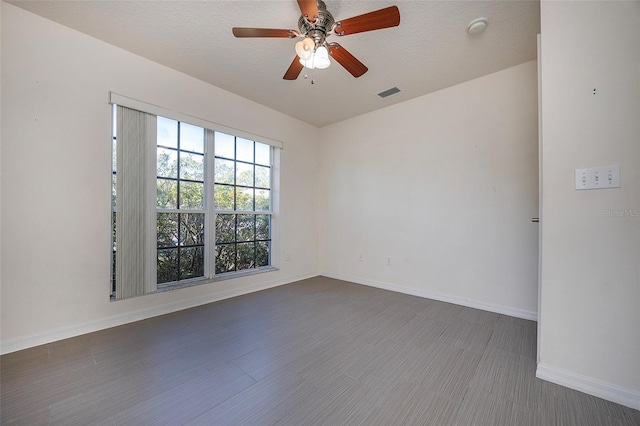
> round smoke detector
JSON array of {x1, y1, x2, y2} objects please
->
[{"x1": 467, "y1": 18, "x2": 488, "y2": 35}]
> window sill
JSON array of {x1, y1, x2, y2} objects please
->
[
  {"x1": 211, "y1": 266, "x2": 279, "y2": 282},
  {"x1": 154, "y1": 266, "x2": 279, "y2": 293}
]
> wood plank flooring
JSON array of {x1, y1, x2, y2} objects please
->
[{"x1": 1, "y1": 276, "x2": 638, "y2": 425}]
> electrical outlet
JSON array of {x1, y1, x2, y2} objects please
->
[
  {"x1": 285, "y1": 252, "x2": 291, "y2": 261},
  {"x1": 358, "y1": 253, "x2": 364, "y2": 262},
  {"x1": 386, "y1": 256, "x2": 392, "y2": 266}
]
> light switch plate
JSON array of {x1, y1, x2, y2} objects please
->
[{"x1": 575, "y1": 165, "x2": 620, "y2": 190}]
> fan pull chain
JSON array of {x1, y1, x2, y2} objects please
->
[{"x1": 303, "y1": 72, "x2": 315, "y2": 85}]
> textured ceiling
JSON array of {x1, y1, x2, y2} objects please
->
[{"x1": 8, "y1": 0, "x2": 541, "y2": 127}]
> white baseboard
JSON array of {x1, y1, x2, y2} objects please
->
[
  {"x1": 1, "y1": 272, "x2": 538, "y2": 354},
  {"x1": 0, "y1": 272, "x2": 318, "y2": 355},
  {"x1": 537, "y1": 363, "x2": 640, "y2": 411},
  {"x1": 320, "y1": 271, "x2": 538, "y2": 321}
]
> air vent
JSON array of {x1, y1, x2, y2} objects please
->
[{"x1": 376, "y1": 86, "x2": 401, "y2": 99}]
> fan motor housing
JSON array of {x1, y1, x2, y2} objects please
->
[{"x1": 298, "y1": 0, "x2": 335, "y2": 42}]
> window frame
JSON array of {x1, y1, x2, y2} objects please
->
[{"x1": 110, "y1": 93, "x2": 282, "y2": 298}]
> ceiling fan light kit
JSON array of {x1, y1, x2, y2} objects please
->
[{"x1": 232, "y1": 0, "x2": 400, "y2": 80}]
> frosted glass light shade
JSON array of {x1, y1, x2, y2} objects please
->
[
  {"x1": 299, "y1": 57, "x2": 311, "y2": 68},
  {"x1": 299, "y1": 45, "x2": 331, "y2": 70},
  {"x1": 314, "y1": 46, "x2": 330, "y2": 69},
  {"x1": 294, "y1": 37, "x2": 314, "y2": 60}
]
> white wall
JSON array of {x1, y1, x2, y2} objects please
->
[
  {"x1": 537, "y1": 1, "x2": 640, "y2": 409},
  {"x1": 0, "y1": 3, "x2": 319, "y2": 353},
  {"x1": 318, "y1": 61, "x2": 540, "y2": 319},
  {"x1": 0, "y1": 2, "x2": 3, "y2": 344}
]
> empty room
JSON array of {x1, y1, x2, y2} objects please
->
[{"x1": 1, "y1": 0, "x2": 638, "y2": 424}]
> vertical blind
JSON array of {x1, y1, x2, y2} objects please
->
[{"x1": 115, "y1": 106, "x2": 157, "y2": 299}]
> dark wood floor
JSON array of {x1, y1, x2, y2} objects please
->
[{"x1": 1, "y1": 276, "x2": 638, "y2": 425}]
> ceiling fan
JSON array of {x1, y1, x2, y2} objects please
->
[{"x1": 232, "y1": 0, "x2": 400, "y2": 80}]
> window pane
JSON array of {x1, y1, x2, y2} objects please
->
[
  {"x1": 180, "y1": 152, "x2": 204, "y2": 181},
  {"x1": 256, "y1": 215, "x2": 270, "y2": 241},
  {"x1": 215, "y1": 132, "x2": 235, "y2": 159},
  {"x1": 216, "y1": 214, "x2": 235, "y2": 243},
  {"x1": 180, "y1": 122, "x2": 204, "y2": 153},
  {"x1": 257, "y1": 241, "x2": 269, "y2": 267},
  {"x1": 236, "y1": 138, "x2": 254, "y2": 163},
  {"x1": 255, "y1": 166, "x2": 270, "y2": 189},
  {"x1": 237, "y1": 242, "x2": 255, "y2": 270},
  {"x1": 158, "y1": 248, "x2": 179, "y2": 284},
  {"x1": 157, "y1": 148, "x2": 178, "y2": 178},
  {"x1": 214, "y1": 159, "x2": 234, "y2": 184},
  {"x1": 236, "y1": 162, "x2": 253, "y2": 187},
  {"x1": 180, "y1": 246, "x2": 204, "y2": 279},
  {"x1": 179, "y1": 181, "x2": 203, "y2": 209},
  {"x1": 157, "y1": 178, "x2": 177, "y2": 209},
  {"x1": 215, "y1": 244, "x2": 236, "y2": 274},
  {"x1": 237, "y1": 214, "x2": 255, "y2": 242},
  {"x1": 214, "y1": 185, "x2": 234, "y2": 210},
  {"x1": 255, "y1": 189, "x2": 270, "y2": 211},
  {"x1": 157, "y1": 213, "x2": 179, "y2": 248},
  {"x1": 180, "y1": 213, "x2": 204, "y2": 246},
  {"x1": 236, "y1": 187, "x2": 254, "y2": 211},
  {"x1": 158, "y1": 116, "x2": 178, "y2": 149},
  {"x1": 255, "y1": 142, "x2": 270, "y2": 166}
]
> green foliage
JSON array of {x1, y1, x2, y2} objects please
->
[
  {"x1": 179, "y1": 246, "x2": 204, "y2": 279},
  {"x1": 179, "y1": 181, "x2": 203, "y2": 210},
  {"x1": 156, "y1": 213, "x2": 205, "y2": 284},
  {"x1": 180, "y1": 153, "x2": 203, "y2": 180},
  {"x1": 213, "y1": 214, "x2": 270, "y2": 274},
  {"x1": 157, "y1": 148, "x2": 204, "y2": 210},
  {"x1": 255, "y1": 166, "x2": 270, "y2": 189},
  {"x1": 215, "y1": 214, "x2": 235, "y2": 244},
  {"x1": 157, "y1": 248, "x2": 178, "y2": 284}
]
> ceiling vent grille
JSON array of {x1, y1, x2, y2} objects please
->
[{"x1": 376, "y1": 86, "x2": 401, "y2": 99}]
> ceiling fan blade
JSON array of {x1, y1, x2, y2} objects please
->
[
  {"x1": 297, "y1": 0, "x2": 319, "y2": 20},
  {"x1": 335, "y1": 6, "x2": 400, "y2": 36},
  {"x1": 232, "y1": 27, "x2": 296, "y2": 38},
  {"x1": 329, "y1": 43, "x2": 368, "y2": 78},
  {"x1": 283, "y1": 56, "x2": 304, "y2": 80}
]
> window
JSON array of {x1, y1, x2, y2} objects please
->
[
  {"x1": 213, "y1": 133, "x2": 272, "y2": 274},
  {"x1": 155, "y1": 118, "x2": 206, "y2": 285},
  {"x1": 110, "y1": 96, "x2": 280, "y2": 299}
]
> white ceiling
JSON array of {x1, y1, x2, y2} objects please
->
[{"x1": 8, "y1": 0, "x2": 540, "y2": 127}]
